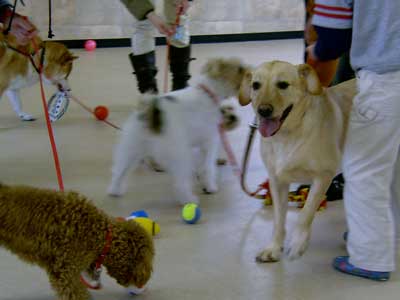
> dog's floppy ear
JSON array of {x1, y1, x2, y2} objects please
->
[
  {"x1": 201, "y1": 58, "x2": 223, "y2": 78},
  {"x1": 238, "y1": 70, "x2": 252, "y2": 106},
  {"x1": 297, "y1": 64, "x2": 322, "y2": 95},
  {"x1": 65, "y1": 52, "x2": 79, "y2": 64},
  {"x1": 69, "y1": 55, "x2": 79, "y2": 61}
]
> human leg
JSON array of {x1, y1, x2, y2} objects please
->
[
  {"x1": 338, "y1": 70, "x2": 400, "y2": 277},
  {"x1": 164, "y1": 0, "x2": 192, "y2": 90},
  {"x1": 129, "y1": 9, "x2": 158, "y2": 94}
]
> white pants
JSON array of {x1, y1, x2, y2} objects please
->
[
  {"x1": 131, "y1": 0, "x2": 188, "y2": 55},
  {"x1": 343, "y1": 69, "x2": 400, "y2": 272}
]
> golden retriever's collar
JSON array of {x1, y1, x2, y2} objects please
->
[
  {"x1": 197, "y1": 84, "x2": 220, "y2": 105},
  {"x1": 80, "y1": 224, "x2": 113, "y2": 290}
]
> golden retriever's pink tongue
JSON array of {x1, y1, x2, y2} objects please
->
[{"x1": 259, "y1": 118, "x2": 280, "y2": 137}]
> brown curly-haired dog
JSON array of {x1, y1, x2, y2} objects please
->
[{"x1": 0, "y1": 183, "x2": 154, "y2": 300}]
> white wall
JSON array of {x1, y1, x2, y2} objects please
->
[{"x1": 18, "y1": 0, "x2": 304, "y2": 40}]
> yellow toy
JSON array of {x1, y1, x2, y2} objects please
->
[
  {"x1": 117, "y1": 210, "x2": 160, "y2": 237},
  {"x1": 131, "y1": 217, "x2": 160, "y2": 236},
  {"x1": 264, "y1": 184, "x2": 327, "y2": 211}
]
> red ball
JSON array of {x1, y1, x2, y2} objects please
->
[
  {"x1": 94, "y1": 105, "x2": 109, "y2": 120},
  {"x1": 84, "y1": 39, "x2": 97, "y2": 51}
]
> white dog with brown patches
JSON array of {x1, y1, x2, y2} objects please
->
[
  {"x1": 0, "y1": 33, "x2": 76, "y2": 121},
  {"x1": 239, "y1": 61, "x2": 356, "y2": 262},
  {"x1": 108, "y1": 57, "x2": 248, "y2": 205}
]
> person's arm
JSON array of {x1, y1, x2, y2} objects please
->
[
  {"x1": 120, "y1": 0, "x2": 174, "y2": 36},
  {"x1": 119, "y1": 0, "x2": 156, "y2": 21},
  {"x1": 307, "y1": 0, "x2": 353, "y2": 86},
  {"x1": 309, "y1": 26, "x2": 352, "y2": 60},
  {"x1": 311, "y1": 0, "x2": 353, "y2": 60},
  {"x1": 0, "y1": 2, "x2": 38, "y2": 46}
]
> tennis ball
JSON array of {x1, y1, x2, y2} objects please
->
[
  {"x1": 94, "y1": 105, "x2": 109, "y2": 120},
  {"x1": 182, "y1": 203, "x2": 201, "y2": 224}
]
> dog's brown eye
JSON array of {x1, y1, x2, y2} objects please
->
[
  {"x1": 252, "y1": 81, "x2": 261, "y2": 90},
  {"x1": 277, "y1": 81, "x2": 289, "y2": 90}
]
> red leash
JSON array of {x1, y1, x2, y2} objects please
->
[
  {"x1": 163, "y1": 40, "x2": 171, "y2": 93},
  {"x1": 32, "y1": 39, "x2": 65, "y2": 191}
]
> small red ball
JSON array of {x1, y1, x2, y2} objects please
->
[
  {"x1": 94, "y1": 105, "x2": 109, "y2": 120},
  {"x1": 84, "y1": 39, "x2": 97, "y2": 51}
]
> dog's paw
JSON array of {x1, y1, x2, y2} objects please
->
[
  {"x1": 286, "y1": 228, "x2": 310, "y2": 260},
  {"x1": 107, "y1": 185, "x2": 124, "y2": 197},
  {"x1": 19, "y1": 112, "x2": 36, "y2": 121},
  {"x1": 80, "y1": 271, "x2": 102, "y2": 290},
  {"x1": 216, "y1": 158, "x2": 227, "y2": 166},
  {"x1": 144, "y1": 158, "x2": 165, "y2": 172},
  {"x1": 255, "y1": 246, "x2": 283, "y2": 263},
  {"x1": 180, "y1": 195, "x2": 199, "y2": 206},
  {"x1": 202, "y1": 184, "x2": 218, "y2": 194}
]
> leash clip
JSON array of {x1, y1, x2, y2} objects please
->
[
  {"x1": 249, "y1": 117, "x2": 259, "y2": 129},
  {"x1": 94, "y1": 267, "x2": 103, "y2": 280}
]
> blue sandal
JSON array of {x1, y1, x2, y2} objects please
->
[{"x1": 333, "y1": 256, "x2": 390, "y2": 281}]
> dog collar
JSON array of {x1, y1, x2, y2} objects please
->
[
  {"x1": 197, "y1": 84, "x2": 220, "y2": 106},
  {"x1": 4, "y1": 41, "x2": 46, "y2": 74},
  {"x1": 80, "y1": 224, "x2": 113, "y2": 290}
]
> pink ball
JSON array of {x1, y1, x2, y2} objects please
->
[{"x1": 84, "y1": 40, "x2": 97, "y2": 52}]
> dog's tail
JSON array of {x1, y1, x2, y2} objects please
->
[
  {"x1": 147, "y1": 97, "x2": 163, "y2": 134},
  {"x1": 139, "y1": 95, "x2": 176, "y2": 134}
]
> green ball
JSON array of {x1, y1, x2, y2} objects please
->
[{"x1": 181, "y1": 203, "x2": 201, "y2": 224}]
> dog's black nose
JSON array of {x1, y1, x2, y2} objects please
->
[{"x1": 258, "y1": 105, "x2": 274, "y2": 118}]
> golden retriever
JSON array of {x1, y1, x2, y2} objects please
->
[{"x1": 239, "y1": 61, "x2": 357, "y2": 262}]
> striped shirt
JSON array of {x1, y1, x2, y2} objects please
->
[
  {"x1": 312, "y1": 1, "x2": 353, "y2": 29},
  {"x1": 312, "y1": 0, "x2": 400, "y2": 74}
]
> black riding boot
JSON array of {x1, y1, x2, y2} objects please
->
[
  {"x1": 129, "y1": 51, "x2": 158, "y2": 94},
  {"x1": 169, "y1": 45, "x2": 192, "y2": 91}
]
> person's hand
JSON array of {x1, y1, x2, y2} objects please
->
[
  {"x1": 304, "y1": 19, "x2": 318, "y2": 46},
  {"x1": 175, "y1": 0, "x2": 190, "y2": 15},
  {"x1": 306, "y1": 44, "x2": 318, "y2": 63},
  {"x1": 146, "y1": 11, "x2": 174, "y2": 36},
  {"x1": 306, "y1": 43, "x2": 339, "y2": 87},
  {"x1": 2, "y1": 10, "x2": 38, "y2": 45}
]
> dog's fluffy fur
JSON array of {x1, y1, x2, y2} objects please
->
[
  {"x1": 0, "y1": 183, "x2": 154, "y2": 300},
  {"x1": 108, "y1": 57, "x2": 248, "y2": 204},
  {"x1": 239, "y1": 61, "x2": 357, "y2": 262},
  {"x1": 0, "y1": 32, "x2": 77, "y2": 121}
]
